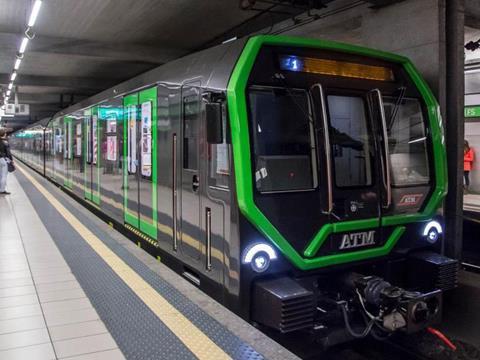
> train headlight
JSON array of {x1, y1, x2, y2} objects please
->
[
  {"x1": 243, "y1": 243, "x2": 277, "y2": 273},
  {"x1": 422, "y1": 221, "x2": 443, "y2": 244}
]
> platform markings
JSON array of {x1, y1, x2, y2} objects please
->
[{"x1": 17, "y1": 164, "x2": 231, "y2": 360}]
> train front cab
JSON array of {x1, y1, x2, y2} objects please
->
[{"x1": 227, "y1": 36, "x2": 458, "y2": 345}]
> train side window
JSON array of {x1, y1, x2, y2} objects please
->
[
  {"x1": 383, "y1": 97, "x2": 430, "y2": 186},
  {"x1": 208, "y1": 103, "x2": 229, "y2": 189},
  {"x1": 183, "y1": 95, "x2": 199, "y2": 170}
]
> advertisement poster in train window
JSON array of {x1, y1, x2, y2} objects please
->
[
  {"x1": 127, "y1": 106, "x2": 137, "y2": 173},
  {"x1": 107, "y1": 119, "x2": 116, "y2": 133},
  {"x1": 107, "y1": 136, "x2": 117, "y2": 161},
  {"x1": 69, "y1": 122, "x2": 73, "y2": 159},
  {"x1": 63, "y1": 123, "x2": 68, "y2": 159},
  {"x1": 75, "y1": 124, "x2": 82, "y2": 157},
  {"x1": 86, "y1": 120, "x2": 91, "y2": 162},
  {"x1": 92, "y1": 115, "x2": 98, "y2": 164},
  {"x1": 141, "y1": 101, "x2": 152, "y2": 177}
]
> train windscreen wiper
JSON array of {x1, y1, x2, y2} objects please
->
[
  {"x1": 387, "y1": 86, "x2": 406, "y2": 131},
  {"x1": 272, "y1": 73, "x2": 317, "y2": 131}
]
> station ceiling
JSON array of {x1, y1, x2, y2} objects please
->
[{"x1": 0, "y1": 0, "x2": 479, "y2": 130}]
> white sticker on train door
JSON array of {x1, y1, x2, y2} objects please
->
[{"x1": 141, "y1": 101, "x2": 152, "y2": 177}]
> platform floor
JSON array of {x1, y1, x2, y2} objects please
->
[
  {"x1": 0, "y1": 165, "x2": 297, "y2": 360},
  {"x1": 463, "y1": 193, "x2": 480, "y2": 212}
]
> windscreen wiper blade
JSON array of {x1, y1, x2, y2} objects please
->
[
  {"x1": 272, "y1": 73, "x2": 317, "y2": 130},
  {"x1": 388, "y1": 86, "x2": 406, "y2": 130}
]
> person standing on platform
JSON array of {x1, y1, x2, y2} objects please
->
[
  {"x1": 464, "y1": 140, "x2": 475, "y2": 193},
  {"x1": 0, "y1": 129, "x2": 13, "y2": 195}
]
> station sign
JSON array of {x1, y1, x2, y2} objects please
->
[
  {"x1": 465, "y1": 106, "x2": 480, "y2": 118},
  {"x1": 5, "y1": 103, "x2": 30, "y2": 116}
]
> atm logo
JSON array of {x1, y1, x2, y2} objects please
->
[
  {"x1": 339, "y1": 231, "x2": 376, "y2": 250},
  {"x1": 398, "y1": 194, "x2": 423, "y2": 206}
]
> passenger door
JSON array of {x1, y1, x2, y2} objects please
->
[
  {"x1": 123, "y1": 89, "x2": 158, "y2": 239},
  {"x1": 63, "y1": 116, "x2": 73, "y2": 189},
  {"x1": 84, "y1": 107, "x2": 100, "y2": 205},
  {"x1": 179, "y1": 83, "x2": 202, "y2": 260}
]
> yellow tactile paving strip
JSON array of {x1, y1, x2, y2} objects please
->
[{"x1": 17, "y1": 164, "x2": 232, "y2": 360}]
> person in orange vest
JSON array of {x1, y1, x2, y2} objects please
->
[{"x1": 464, "y1": 140, "x2": 475, "y2": 192}]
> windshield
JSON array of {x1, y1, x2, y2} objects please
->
[
  {"x1": 248, "y1": 87, "x2": 317, "y2": 193},
  {"x1": 383, "y1": 98, "x2": 430, "y2": 186}
]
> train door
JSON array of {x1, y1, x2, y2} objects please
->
[
  {"x1": 310, "y1": 86, "x2": 385, "y2": 248},
  {"x1": 179, "y1": 83, "x2": 202, "y2": 260},
  {"x1": 84, "y1": 107, "x2": 100, "y2": 204},
  {"x1": 52, "y1": 118, "x2": 63, "y2": 183},
  {"x1": 63, "y1": 116, "x2": 73, "y2": 189},
  {"x1": 123, "y1": 89, "x2": 158, "y2": 239}
]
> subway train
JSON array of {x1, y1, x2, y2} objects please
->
[{"x1": 11, "y1": 35, "x2": 459, "y2": 348}]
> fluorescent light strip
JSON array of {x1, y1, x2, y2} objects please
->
[
  {"x1": 19, "y1": 37, "x2": 29, "y2": 53},
  {"x1": 6, "y1": 90, "x2": 11, "y2": 97},
  {"x1": 8, "y1": 83, "x2": 13, "y2": 90},
  {"x1": 10, "y1": 72, "x2": 17, "y2": 81},
  {"x1": 14, "y1": 58, "x2": 21, "y2": 70},
  {"x1": 28, "y1": 0, "x2": 43, "y2": 27}
]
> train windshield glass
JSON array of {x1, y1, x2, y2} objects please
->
[
  {"x1": 327, "y1": 95, "x2": 373, "y2": 187},
  {"x1": 383, "y1": 97, "x2": 430, "y2": 186},
  {"x1": 248, "y1": 87, "x2": 316, "y2": 193}
]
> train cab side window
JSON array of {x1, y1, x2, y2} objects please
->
[
  {"x1": 183, "y1": 95, "x2": 199, "y2": 170},
  {"x1": 208, "y1": 103, "x2": 230, "y2": 189}
]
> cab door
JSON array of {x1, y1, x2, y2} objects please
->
[{"x1": 179, "y1": 82, "x2": 202, "y2": 260}]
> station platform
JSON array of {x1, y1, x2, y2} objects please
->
[
  {"x1": 0, "y1": 164, "x2": 298, "y2": 360},
  {"x1": 463, "y1": 193, "x2": 480, "y2": 212}
]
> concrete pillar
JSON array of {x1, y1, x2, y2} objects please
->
[{"x1": 444, "y1": 0, "x2": 465, "y2": 260}]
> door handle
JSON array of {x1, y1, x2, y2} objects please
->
[{"x1": 192, "y1": 175, "x2": 199, "y2": 192}]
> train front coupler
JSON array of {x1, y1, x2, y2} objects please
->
[{"x1": 339, "y1": 273, "x2": 442, "y2": 337}]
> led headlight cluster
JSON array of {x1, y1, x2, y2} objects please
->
[
  {"x1": 242, "y1": 243, "x2": 277, "y2": 273},
  {"x1": 422, "y1": 221, "x2": 443, "y2": 244}
]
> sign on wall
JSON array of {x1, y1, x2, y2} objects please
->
[{"x1": 465, "y1": 106, "x2": 480, "y2": 118}]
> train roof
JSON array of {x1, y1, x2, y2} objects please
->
[{"x1": 49, "y1": 37, "x2": 249, "y2": 121}]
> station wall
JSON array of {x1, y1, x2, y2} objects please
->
[
  {"x1": 465, "y1": 93, "x2": 480, "y2": 192},
  {"x1": 279, "y1": 0, "x2": 446, "y2": 107}
]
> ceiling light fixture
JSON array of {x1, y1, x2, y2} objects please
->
[
  {"x1": 19, "y1": 37, "x2": 29, "y2": 53},
  {"x1": 14, "y1": 58, "x2": 21, "y2": 70},
  {"x1": 6, "y1": 90, "x2": 11, "y2": 97},
  {"x1": 28, "y1": 0, "x2": 43, "y2": 27},
  {"x1": 10, "y1": 72, "x2": 17, "y2": 81},
  {"x1": 8, "y1": 83, "x2": 13, "y2": 90}
]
